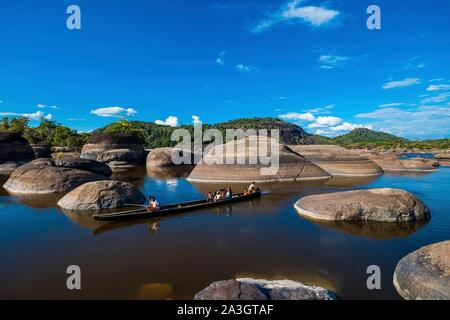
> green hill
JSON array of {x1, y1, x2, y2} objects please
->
[
  {"x1": 334, "y1": 128, "x2": 408, "y2": 144},
  {"x1": 96, "y1": 117, "x2": 316, "y2": 148}
]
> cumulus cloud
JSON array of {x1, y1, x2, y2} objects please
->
[
  {"x1": 427, "y1": 84, "x2": 450, "y2": 91},
  {"x1": 0, "y1": 110, "x2": 52, "y2": 120},
  {"x1": 279, "y1": 107, "x2": 372, "y2": 137},
  {"x1": 331, "y1": 122, "x2": 372, "y2": 132},
  {"x1": 155, "y1": 116, "x2": 179, "y2": 127},
  {"x1": 308, "y1": 116, "x2": 342, "y2": 128},
  {"x1": 279, "y1": 112, "x2": 315, "y2": 122},
  {"x1": 251, "y1": 0, "x2": 339, "y2": 33},
  {"x1": 382, "y1": 78, "x2": 421, "y2": 89},
  {"x1": 216, "y1": 51, "x2": 226, "y2": 66},
  {"x1": 235, "y1": 64, "x2": 257, "y2": 74},
  {"x1": 90, "y1": 107, "x2": 137, "y2": 118}
]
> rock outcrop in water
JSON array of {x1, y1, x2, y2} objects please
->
[
  {"x1": 187, "y1": 136, "x2": 331, "y2": 183},
  {"x1": 294, "y1": 188, "x2": 430, "y2": 222},
  {"x1": 434, "y1": 152, "x2": 450, "y2": 166},
  {"x1": 194, "y1": 278, "x2": 337, "y2": 300},
  {"x1": 0, "y1": 132, "x2": 35, "y2": 176},
  {"x1": 288, "y1": 145, "x2": 383, "y2": 177},
  {"x1": 147, "y1": 147, "x2": 196, "y2": 167},
  {"x1": 81, "y1": 133, "x2": 145, "y2": 171},
  {"x1": 58, "y1": 180, "x2": 145, "y2": 210},
  {"x1": 393, "y1": 240, "x2": 450, "y2": 300},
  {"x1": 3, "y1": 158, "x2": 107, "y2": 194},
  {"x1": 364, "y1": 154, "x2": 437, "y2": 172}
]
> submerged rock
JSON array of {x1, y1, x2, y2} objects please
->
[
  {"x1": 187, "y1": 136, "x2": 331, "y2": 183},
  {"x1": 294, "y1": 188, "x2": 430, "y2": 222},
  {"x1": 434, "y1": 152, "x2": 450, "y2": 166},
  {"x1": 194, "y1": 278, "x2": 337, "y2": 300},
  {"x1": 3, "y1": 158, "x2": 106, "y2": 194},
  {"x1": 57, "y1": 180, "x2": 145, "y2": 210},
  {"x1": 394, "y1": 240, "x2": 450, "y2": 300},
  {"x1": 289, "y1": 145, "x2": 383, "y2": 177}
]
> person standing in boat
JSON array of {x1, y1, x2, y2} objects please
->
[{"x1": 146, "y1": 196, "x2": 160, "y2": 213}]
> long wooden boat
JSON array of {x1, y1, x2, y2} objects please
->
[{"x1": 92, "y1": 190, "x2": 261, "y2": 221}]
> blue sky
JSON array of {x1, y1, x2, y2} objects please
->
[{"x1": 0, "y1": 0, "x2": 449, "y2": 139}]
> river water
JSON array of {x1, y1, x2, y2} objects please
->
[{"x1": 1, "y1": 155, "x2": 449, "y2": 299}]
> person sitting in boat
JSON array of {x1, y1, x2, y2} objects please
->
[
  {"x1": 214, "y1": 190, "x2": 221, "y2": 201},
  {"x1": 146, "y1": 196, "x2": 160, "y2": 213},
  {"x1": 225, "y1": 187, "x2": 232, "y2": 199},
  {"x1": 243, "y1": 188, "x2": 249, "y2": 195},
  {"x1": 207, "y1": 192, "x2": 214, "y2": 202},
  {"x1": 220, "y1": 189, "x2": 226, "y2": 199},
  {"x1": 248, "y1": 182, "x2": 258, "y2": 193}
]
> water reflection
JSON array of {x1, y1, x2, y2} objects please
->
[
  {"x1": 146, "y1": 165, "x2": 194, "y2": 179},
  {"x1": 111, "y1": 166, "x2": 146, "y2": 188},
  {"x1": 138, "y1": 283, "x2": 173, "y2": 300},
  {"x1": 0, "y1": 177, "x2": 8, "y2": 196},
  {"x1": 307, "y1": 219, "x2": 428, "y2": 240},
  {"x1": 11, "y1": 193, "x2": 64, "y2": 209}
]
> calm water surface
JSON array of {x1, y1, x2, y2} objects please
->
[{"x1": 1, "y1": 157, "x2": 449, "y2": 299}]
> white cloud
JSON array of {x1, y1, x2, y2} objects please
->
[
  {"x1": 90, "y1": 107, "x2": 137, "y2": 118},
  {"x1": 192, "y1": 115, "x2": 201, "y2": 125},
  {"x1": 216, "y1": 51, "x2": 226, "y2": 66},
  {"x1": 427, "y1": 84, "x2": 450, "y2": 91},
  {"x1": 421, "y1": 92, "x2": 450, "y2": 104},
  {"x1": 378, "y1": 102, "x2": 406, "y2": 108},
  {"x1": 314, "y1": 129, "x2": 326, "y2": 135},
  {"x1": 282, "y1": 4, "x2": 339, "y2": 26},
  {"x1": 331, "y1": 122, "x2": 372, "y2": 132},
  {"x1": 356, "y1": 107, "x2": 411, "y2": 119},
  {"x1": 235, "y1": 64, "x2": 257, "y2": 74},
  {"x1": 404, "y1": 57, "x2": 426, "y2": 70},
  {"x1": 0, "y1": 110, "x2": 52, "y2": 120},
  {"x1": 382, "y1": 78, "x2": 420, "y2": 89},
  {"x1": 155, "y1": 116, "x2": 179, "y2": 127},
  {"x1": 306, "y1": 104, "x2": 334, "y2": 114},
  {"x1": 252, "y1": 0, "x2": 339, "y2": 33},
  {"x1": 354, "y1": 105, "x2": 450, "y2": 139},
  {"x1": 429, "y1": 78, "x2": 445, "y2": 83},
  {"x1": 308, "y1": 116, "x2": 342, "y2": 128},
  {"x1": 279, "y1": 112, "x2": 315, "y2": 122},
  {"x1": 318, "y1": 54, "x2": 349, "y2": 69},
  {"x1": 36, "y1": 103, "x2": 59, "y2": 110}
]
